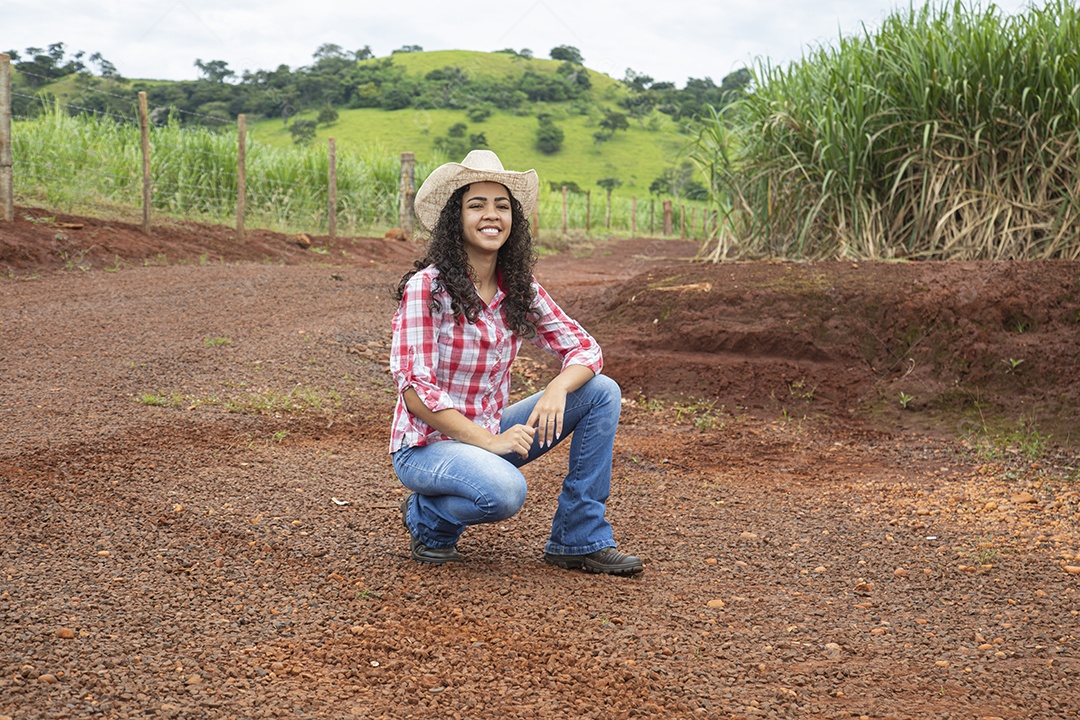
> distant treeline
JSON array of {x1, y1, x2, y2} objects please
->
[{"x1": 6, "y1": 42, "x2": 750, "y2": 127}]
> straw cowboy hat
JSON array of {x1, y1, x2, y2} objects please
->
[{"x1": 414, "y1": 150, "x2": 539, "y2": 232}]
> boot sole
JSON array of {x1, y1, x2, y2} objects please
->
[{"x1": 544, "y1": 554, "x2": 643, "y2": 576}]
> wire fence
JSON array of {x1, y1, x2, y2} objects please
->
[{"x1": 0, "y1": 56, "x2": 714, "y2": 242}]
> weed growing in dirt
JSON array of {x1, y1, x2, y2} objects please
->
[
  {"x1": 1002, "y1": 358, "x2": 1025, "y2": 373},
  {"x1": 633, "y1": 393, "x2": 727, "y2": 431},
  {"x1": 787, "y1": 378, "x2": 816, "y2": 401},
  {"x1": 58, "y1": 247, "x2": 90, "y2": 272},
  {"x1": 204, "y1": 337, "x2": 233, "y2": 347},
  {"x1": 964, "y1": 415, "x2": 1050, "y2": 462},
  {"x1": 137, "y1": 392, "x2": 181, "y2": 407},
  {"x1": 223, "y1": 386, "x2": 341, "y2": 415},
  {"x1": 899, "y1": 392, "x2": 914, "y2": 409},
  {"x1": 963, "y1": 538, "x2": 1001, "y2": 566},
  {"x1": 273, "y1": 430, "x2": 289, "y2": 443}
]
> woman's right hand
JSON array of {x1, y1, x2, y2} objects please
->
[{"x1": 488, "y1": 423, "x2": 536, "y2": 459}]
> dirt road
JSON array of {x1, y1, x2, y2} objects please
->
[{"x1": 2, "y1": 208, "x2": 1078, "y2": 719}]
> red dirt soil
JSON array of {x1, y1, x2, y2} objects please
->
[{"x1": 1, "y1": 206, "x2": 1078, "y2": 720}]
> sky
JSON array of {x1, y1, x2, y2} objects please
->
[{"x1": 3, "y1": 0, "x2": 1035, "y2": 86}]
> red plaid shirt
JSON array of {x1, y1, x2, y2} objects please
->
[{"x1": 389, "y1": 266, "x2": 604, "y2": 452}]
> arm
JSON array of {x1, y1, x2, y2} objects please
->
[
  {"x1": 526, "y1": 364, "x2": 594, "y2": 448},
  {"x1": 524, "y1": 281, "x2": 604, "y2": 447},
  {"x1": 402, "y1": 388, "x2": 535, "y2": 458}
]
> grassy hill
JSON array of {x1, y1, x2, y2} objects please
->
[
  {"x1": 20, "y1": 48, "x2": 704, "y2": 201},
  {"x1": 247, "y1": 50, "x2": 694, "y2": 195}
]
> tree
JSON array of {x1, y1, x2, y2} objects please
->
[
  {"x1": 466, "y1": 105, "x2": 492, "y2": 123},
  {"x1": 393, "y1": 44, "x2": 423, "y2": 54},
  {"x1": 650, "y1": 162, "x2": 708, "y2": 199},
  {"x1": 354, "y1": 45, "x2": 373, "y2": 61},
  {"x1": 594, "y1": 110, "x2": 629, "y2": 143},
  {"x1": 317, "y1": 106, "x2": 339, "y2": 126},
  {"x1": 194, "y1": 59, "x2": 235, "y2": 83},
  {"x1": 535, "y1": 115, "x2": 564, "y2": 154},
  {"x1": 549, "y1": 45, "x2": 583, "y2": 64},
  {"x1": 623, "y1": 68, "x2": 654, "y2": 92},
  {"x1": 289, "y1": 119, "x2": 317, "y2": 144},
  {"x1": 87, "y1": 52, "x2": 121, "y2": 79},
  {"x1": 13, "y1": 43, "x2": 85, "y2": 87},
  {"x1": 313, "y1": 43, "x2": 348, "y2": 61}
]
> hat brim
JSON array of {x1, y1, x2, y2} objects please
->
[{"x1": 414, "y1": 161, "x2": 539, "y2": 233}]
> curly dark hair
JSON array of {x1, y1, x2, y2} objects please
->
[{"x1": 395, "y1": 183, "x2": 540, "y2": 339}]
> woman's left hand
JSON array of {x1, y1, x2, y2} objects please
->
[{"x1": 527, "y1": 385, "x2": 567, "y2": 448}]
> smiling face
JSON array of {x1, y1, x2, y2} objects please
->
[{"x1": 459, "y1": 181, "x2": 513, "y2": 260}]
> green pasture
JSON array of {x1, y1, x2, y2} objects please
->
[{"x1": 249, "y1": 105, "x2": 688, "y2": 195}]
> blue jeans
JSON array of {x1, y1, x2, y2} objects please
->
[{"x1": 392, "y1": 374, "x2": 621, "y2": 556}]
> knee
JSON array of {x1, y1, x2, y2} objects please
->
[
  {"x1": 484, "y1": 472, "x2": 527, "y2": 521},
  {"x1": 590, "y1": 374, "x2": 622, "y2": 405}
]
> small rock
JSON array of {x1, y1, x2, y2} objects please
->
[
  {"x1": 38, "y1": 674, "x2": 58, "y2": 684},
  {"x1": 707, "y1": 599, "x2": 725, "y2": 608},
  {"x1": 1012, "y1": 492, "x2": 1037, "y2": 504},
  {"x1": 823, "y1": 642, "x2": 842, "y2": 657},
  {"x1": 934, "y1": 660, "x2": 950, "y2": 668},
  {"x1": 705, "y1": 558, "x2": 718, "y2": 565},
  {"x1": 739, "y1": 532, "x2": 758, "y2": 540},
  {"x1": 1063, "y1": 566, "x2": 1080, "y2": 575},
  {"x1": 56, "y1": 628, "x2": 75, "y2": 639},
  {"x1": 813, "y1": 566, "x2": 827, "y2": 573},
  {"x1": 184, "y1": 674, "x2": 202, "y2": 685},
  {"x1": 894, "y1": 567, "x2": 909, "y2": 578},
  {"x1": 97, "y1": 551, "x2": 111, "y2": 557}
]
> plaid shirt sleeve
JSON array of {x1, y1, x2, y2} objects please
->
[
  {"x1": 529, "y1": 280, "x2": 604, "y2": 375},
  {"x1": 389, "y1": 270, "x2": 455, "y2": 416}
]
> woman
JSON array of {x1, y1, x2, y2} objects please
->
[{"x1": 389, "y1": 149, "x2": 643, "y2": 576}]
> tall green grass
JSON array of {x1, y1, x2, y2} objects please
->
[
  {"x1": 12, "y1": 105, "x2": 428, "y2": 234},
  {"x1": 692, "y1": 0, "x2": 1080, "y2": 261},
  {"x1": 11, "y1": 105, "x2": 710, "y2": 238}
]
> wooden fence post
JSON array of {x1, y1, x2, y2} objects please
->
[
  {"x1": 0, "y1": 54, "x2": 13, "y2": 223},
  {"x1": 690, "y1": 207, "x2": 696, "y2": 240},
  {"x1": 680, "y1": 204, "x2": 686, "y2": 239},
  {"x1": 662, "y1": 200, "x2": 672, "y2": 236},
  {"x1": 327, "y1": 138, "x2": 337, "y2": 238},
  {"x1": 236, "y1": 114, "x2": 246, "y2": 240},
  {"x1": 399, "y1": 152, "x2": 415, "y2": 238},
  {"x1": 137, "y1": 92, "x2": 151, "y2": 234},
  {"x1": 561, "y1": 185, "x2": 567, "y2": 236},
  {"x1": 586, "y1": 190, "x2": 591, "y2": 235}
]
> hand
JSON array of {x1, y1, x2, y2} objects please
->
[
  {"x1": 487, "y1": 423, "x2": 536, "y2": 459},
  {"x1": 527, "y1": 385, "x2": 568, "y2": 448}
]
